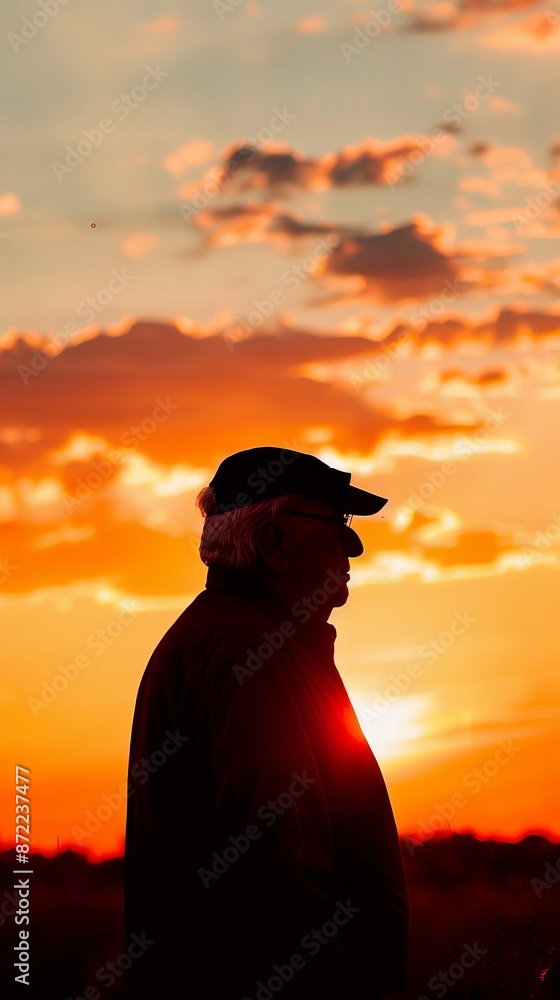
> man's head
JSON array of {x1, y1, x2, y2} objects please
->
[
  {"x1": 196, "y1": 447, "x2": 388, "y2": 619},
  {"x1": 206, "y1": 446, "x2": 387, "y2": 516}
]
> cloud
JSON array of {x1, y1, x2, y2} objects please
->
[
  {"x1": 143, "y1": 14, "x2": 182, "y2": 34},
  {"x1": 463, "y1": 207, "x2": 521, "y2": 225},
  {"x1": 4, "y1": 304, "x2": 557, "y2": 481},
  {"x1": 1, "y1": 318, "x2": 491, "y2": 479},
  {"x1": 187, "y1": 207, "x2": 519, "y2": 308},
  {"x1": 293, "y1": 15, "x2": 328, "y2": 34},
  {"x1": 319, "y1": 215, "x2": 518, "y2": 304},
  {"x1": 3, "y1": 317, "x2": 520, "y2": 595},
  {"x1": 323, "y1": 507, "x2": 558, "y2": 587},
  {"x1": 163, "y1": 138, "x2": 214, "y2": 178},
  {"x1": 439, "y1": 367, "x2": 509, "y2": 385},
  {"x1": 1, "y1": 478, "x2": 549, "y2": 596},
  {"x1": 0, "y1": 193, "x2": 21, "y2": 216},
  {"x1": 459, "y1": 0, "x2": 542, "y2": 10},
  {"x1": 3, "y1": 300, "x2": 559, "y2": 598},
  {"x1": 198, "y1": 136, "x2": 449, "y2": 196},
  {"x1": 2, "y1": 307, "x2": 559, "y2": 597},
  {"x1": 480, "y1": 9, "x2": 560, "y2": 51},
  {"x1": 459, "y1": 145, "x2": 560, "y2": 236},
  {"x1": 192, "y1": 195, "x2": 532, "y2": 278},
  {"x1": 407, "y1": 0, "x2": 544, "y2": 32},
  {"x1": 119, "y1": 233, "x2": 158, "y2": 258},
  {"x1": 0, "y1": 513, "x2": 205, "y2": 596},
  {"x1": 373, "y1": 304, "x2": 560, "y2": 354},
  {"x1": 192, "y1": 201, "x2": 352, "y2": 249},
  {"x1": 418, "y1": 366, "x2": 514, "y2": 399},
  {"x1": 469, "y1": 144, "x2": 555, "y2": 190},
  {"x1": 486, "y1": 96, "x2": 523, "y2": 114}
]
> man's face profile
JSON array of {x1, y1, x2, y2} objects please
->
[{"x1": 257, "y1": 496, "x2": 365, "y2": 617}]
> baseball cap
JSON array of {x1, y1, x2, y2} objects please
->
[{"x1": 208, "y1": 447, "x2": 388, "y2": 515}]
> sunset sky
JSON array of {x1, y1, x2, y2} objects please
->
[{"x1": 1, "y1": 0, "x2": 559, "y2": 859}]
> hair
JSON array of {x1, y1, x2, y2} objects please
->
[{"x1": 195, "y1": 487, "x2": 309, "y2": 569}]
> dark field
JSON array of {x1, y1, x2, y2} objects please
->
[{"x1": 1, "y1": 834, "x2": 559, "y2": 999}]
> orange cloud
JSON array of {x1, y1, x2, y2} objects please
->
[
  {"x1": 459, "y1": 176, "x2": 502, "y2": 199},
  {"x1": 408, "y1": 0, "x2": 543, "y2": 31},
  {"x1": 143, "y1": 14, "x2": 182, "y2": 34},
  {"x1": 376, "y1": 304, "x2": 560, "y2": 354},
  {"x1": 420, "y1": 366, "x2": 514, "y2": 399},
  {"x1": 480, "y1": 9, "x2": 560, "y2": 51},
  {"x1": 460, "y1": 0, "x2": 541, "y2": 10},
  {"x1": 204, "y1": 136, "x2": 450, "y2": 195},
  {"x1": 473, "y1": 144, "x2": 553, "y2": 188},
  {"x1": 293, "y1": 15, "x2": 327, "y2": 33},
  {"x1": 119, "y1": 233, "x2": 158, "y2": 258},
  {"x1": 3, "y1": 480, "x2": 549, "y2": 597},
  {"x1": 445, "y1": 367, "x2": 507, "y2": 384},
  {"x1": 1, "y1": 319, "x2": 493, "y2": 479},
  {"x1": 194, "y1": 202, "x2": 342, "y2": 248},
  {"x1": 320, "y1": 215, "x2": 518, "y2": 304},
  {"x1": 163, "y1": 138, "x2": 214, "y2": 178},
  {"x1": 463, "y1": 207, "x2": 520, "y2": 225},
  {"x1": 0, "y1": 193, "x2": 21, "y2": 215},
  {"x1": 3, "y1": 305, "x2": 559, "y2": 601},
  {"x1": 318, "y1": 507, "x2": 557, "y2": 587},
  {"x1": 0, "y1": 513, "x2": 205, "y2": 596},
  {"x1": 487, "y1": 95, "x2": 523, "y2": 114}
]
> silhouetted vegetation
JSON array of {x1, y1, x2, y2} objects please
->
[{"x1": 1, "y1": 834, "x2": 559, "y2": 999}]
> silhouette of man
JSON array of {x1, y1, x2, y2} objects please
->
[{"x1": 124, "y1": 447, "x2": 409, "y2": 999}]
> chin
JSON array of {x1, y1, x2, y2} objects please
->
[{"x1": 331, "y1": 584, "x2": 349, "y2": 607}]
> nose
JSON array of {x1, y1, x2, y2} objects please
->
[{"x1": 342, "y1": 525, "x2": 364, "y2": 558}]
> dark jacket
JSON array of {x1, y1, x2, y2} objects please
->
[{"x1": 124, "y1": 564, "x2": 409, "y2": 999}]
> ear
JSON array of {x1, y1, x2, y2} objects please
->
[{"x1": 255, "y1": 519, "x2": 289, "y2": 574}]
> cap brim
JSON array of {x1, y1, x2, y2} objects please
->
[{"x1": 341, "y1": 484, "x2": 388, "y2": 515}]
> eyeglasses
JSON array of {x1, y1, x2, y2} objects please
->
[{"x1": 281, "y1": 510, "x2": 353, "y2": 529}]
